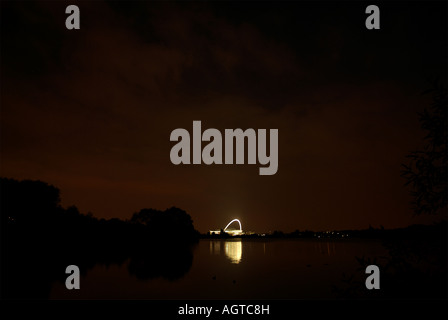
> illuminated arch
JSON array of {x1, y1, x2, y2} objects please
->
[{"x1": 224, "y1": 219, "x2": 242, "y2": 232}]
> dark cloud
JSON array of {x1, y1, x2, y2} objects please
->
[{"x1": 1, "y1": 1, "x2": 446, "y2": 232}]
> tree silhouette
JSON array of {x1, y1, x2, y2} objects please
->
[
  {"x1": 1, "y1": 177, "x2": 61, "y2": 225},
  {"x1": 130, "y1": 207, "x2": 199, "y2": 240},
  {"x1": 401, "y1": 81, "x2": 447, "y2": 216},
  {"x1": 1, "y1": 177, "x2": 199, "y2": 299}
]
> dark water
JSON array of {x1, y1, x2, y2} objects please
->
[{"x1": 50, "y1": 238, "x2": 387, "y2": 299}]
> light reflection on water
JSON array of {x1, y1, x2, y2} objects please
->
[
  {"x1": 224, "y1": 241, "x2": 242, "y2": 264},
  {"x1": 314, "y1": 241, "x2": 337, "y2": 256},
  {"x1": 50, "y1": 239, "x2": 388, "y2": 299},
  {"x1": 210, "y1": 240, "x2": 243, "y2": 264}
]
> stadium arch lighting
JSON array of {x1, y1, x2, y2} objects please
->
[{"x1": 224, "y1": 219, "x2": 242, "y2": 232}]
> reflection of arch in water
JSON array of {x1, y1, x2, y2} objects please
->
[
  {"x1": 224, "y1": 219, "x2": 242, "y2": 232},
  {"x1": 225, "y1": 240, "x2": 242, "y2": 264}
]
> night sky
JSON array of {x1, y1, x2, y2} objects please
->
[{"x1": 1, "y1": 1, "x2": 446, "y2": 233}]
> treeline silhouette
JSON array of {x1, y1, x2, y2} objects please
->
[
  {"x1": 203, "y1": 223, "x2": 447, "y2": 240},
  {"x1": 1, "y1": 177, "x2": 199, "y2": 299},
  {"x1": 331, "y1": 222, "x2": 447, "y2": 299}
]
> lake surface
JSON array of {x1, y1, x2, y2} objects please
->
[{"x1": 50, "y1": 238, "x2": 388, "y2": 299}]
